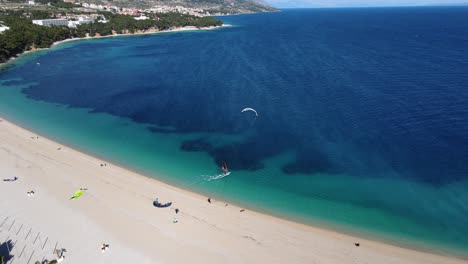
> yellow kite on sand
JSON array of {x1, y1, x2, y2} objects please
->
[{"x1": 70, "y1": 190, "x2": 84, "y2": 200}]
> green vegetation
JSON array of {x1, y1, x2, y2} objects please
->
[
  {"x1": 0, "y1": 15, "x2": 74, "y2": 62},
  {"x1": 50, "y1": 1, "x2": 76, "y2": 9},
  {"x1": 0, "y1": 10, "x2": 222, "y2": 63},
  {"x1": 76, "y1": 13, "x2": 222, "y2": 37}
]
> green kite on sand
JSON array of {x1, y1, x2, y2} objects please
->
[{"x1": 70, "y1": 190, "x2": 84, "y2": 200}]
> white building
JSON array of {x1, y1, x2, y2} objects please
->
[
  {"x1": 134, "y1": 15, "x2": 149, "y2": 20},
  {"x1": 0, "y1": 25, "x2": 10, "y2": 33},
  {"x1": 68, "y1": 17, "x2": 94, "y2": 27},
  {"x1": 32, "y1": 19, "x2": 68, "y2": 27},
  {"x1": 28, "y1": 0, "x2": 35, "y2": 5}
]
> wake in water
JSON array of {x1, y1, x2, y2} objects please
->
[
  {"x1": 203, "y1": 172, "x2": 231, "y2": 181},
  {"x1": 186, "y1": 162, "x2": 231, "y2": 186},
  {"x1": 202, "y1": 161, "x2": 231, "y2": 181}
]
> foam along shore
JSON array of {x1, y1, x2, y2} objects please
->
[
  {"x1": 0, "y1": 24, "x2": 230, "y2": 69},
  {"x1": 50, "y1": 24, "x2": 231, "y2": 47},
  {"x1": 0, "y1": 117, "x2": 466, "y2": 264}
]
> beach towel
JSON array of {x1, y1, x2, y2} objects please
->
[{"x1": 70, "y1": 190, "x2": 84, "y2": 200}]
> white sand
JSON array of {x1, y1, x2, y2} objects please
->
[{"x1": 0, "y1": 117, "x2": 466, "y2": 263}]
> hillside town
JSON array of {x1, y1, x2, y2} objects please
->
[
  {"x1": 24, "y1": 0, "x2": 225, "y2": 17},
  {"x1": 0, "y1": 0, "x2": 223, "y2": 63},
  {"x1": 81, "y1": 3, "x2": 216, "y2": 17},
  {"x1": 0, "y1": 0, "x2": 227, "y2": 31}
]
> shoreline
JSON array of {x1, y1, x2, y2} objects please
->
[
  {"x1": 0, "y1": 24, "x2": 230, "y2": 69},
  {"x1": 0, "y1": 115, "x2": 467, "y2": 263},
  {"x1": 3, "y1": 113, "x2": 468, "y2": 260}
]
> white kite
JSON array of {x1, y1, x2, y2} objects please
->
[{"x1": 241, "y1": 108, "x2": 258, "y2": 116}]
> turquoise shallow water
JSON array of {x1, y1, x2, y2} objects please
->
[{"x1": 1, "y1": 8, "x2": 468, "y2": 257}]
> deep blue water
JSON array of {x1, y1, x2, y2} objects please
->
[{"x1": 1, "y1": 7, "x2": 468, "y2": 255}]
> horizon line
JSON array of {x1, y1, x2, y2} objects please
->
[{"x1": 272, "y1": 4, "x2": 468, "y2": 9}]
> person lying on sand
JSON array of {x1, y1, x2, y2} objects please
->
[
  {"x1": 27, "y1": 190, "x2": 35, "y2": 196},
  {"x1": 3, "y1": 176, "x2": 18, "y2": 182}
]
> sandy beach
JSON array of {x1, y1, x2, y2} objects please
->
[{"x1": 0, "y1": 117, "x2": 466, "y2": 263}]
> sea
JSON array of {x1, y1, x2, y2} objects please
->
[{"x1": 1, "y1": 7, "x2": 468, "y2": 257}]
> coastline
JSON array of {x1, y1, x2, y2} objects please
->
[
  {"x1": 0, "y1": 116, "x2": 467, "y2": 263},
  {"x1": 0, "y1": 24, "x2": 230, "y2": 69}
]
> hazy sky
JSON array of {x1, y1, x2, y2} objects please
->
[{"x1": 266, "y1": 0, "x2": 468, "y2": 8}]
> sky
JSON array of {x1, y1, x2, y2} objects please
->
[{"x1": 266, "y1": 0, "x2": 468, "y2": 8}]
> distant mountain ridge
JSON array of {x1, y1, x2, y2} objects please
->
[{"x1": 90, "y1": 0, "x2": 277, "y2": 13}]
